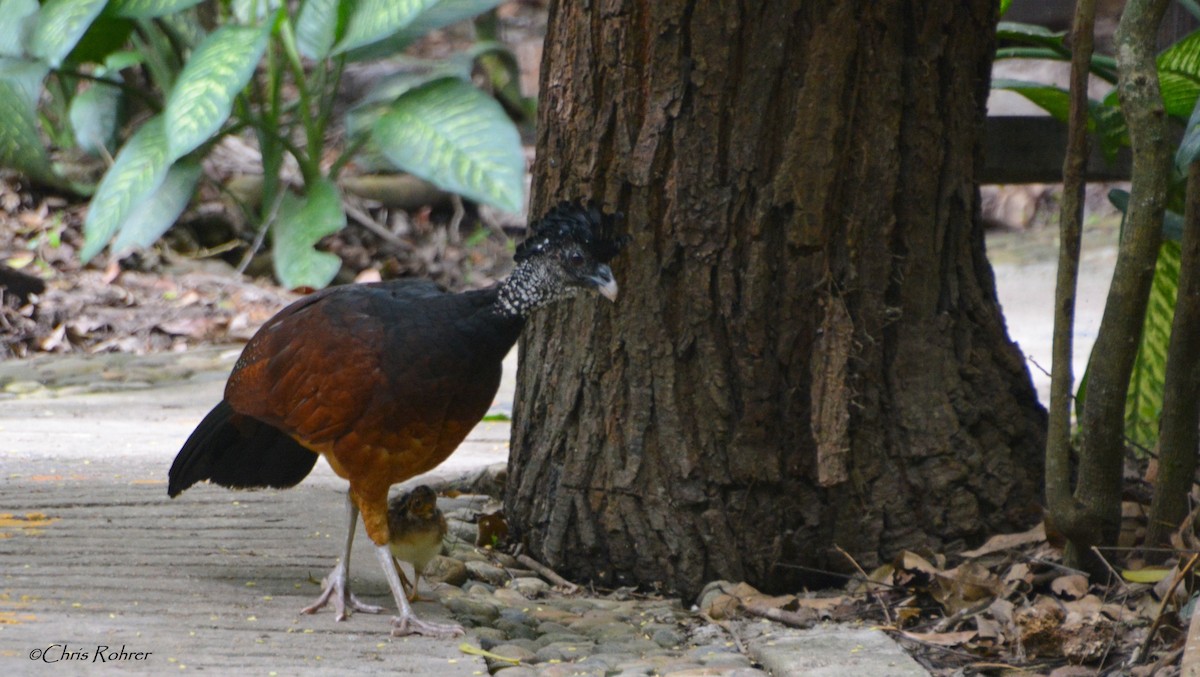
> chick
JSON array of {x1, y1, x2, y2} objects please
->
[{"x1": 387, "y1": 485, "x2": 447, "y2": 601}]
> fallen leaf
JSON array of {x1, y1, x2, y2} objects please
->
[
  {"x1": 960, "y1": 523, "x2": 1047, "y2": 558},
  {"x1": 901, "y1": 629, "x2": 977, "y2": 646},
  {"x1": 1121, "y1": 567, "x2": 1172, "y2": 584},
  {"x1": 1050, "y1": 574, "x2": 1089, "y2": 600}
]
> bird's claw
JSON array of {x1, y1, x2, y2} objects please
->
[
  {"x1": 301, "y1": 568, "x2": 384, "y2": 620},
  {"x1": 390, "y1": 613, "x2": 465, "y2": 638}
]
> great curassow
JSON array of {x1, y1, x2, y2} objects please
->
[{"x1": 168, "y1": 201, "x2": 627, "y2": 637}]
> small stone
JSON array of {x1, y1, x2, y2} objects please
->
[
  {"x1": 484, "y1": 643, "x2": 536, "y2": 671},
  {"x1": 534, "y1": 632, "x2": 591, "y2": 649},
  {"x1": 449, "y1": 543, "x2": 489, "y2": 562},
  {"x1": 534, "y1": 640, "x2": 594, "y2": 663},
  {"x1": 687, "y1": 643, "x2": 741, "y2": 663},
  {"x1": 699, "y1": 652, "x2": 753, "y2": 669},
  {"x1": 465, "y1": 560, "x2": 509, "y2": 586},
  {"x1": 650, "y1": 627, "x2": 684, "y2": 648},
  {"x1": 536, "y1": 621, "x2": 573, "y2": 635},
  {"x1": 495, "y1": 618, "x2": 538, "y2": 640},
  {"x1": 493, "y1": 587, "x2": 528, "y2": 606},
  {"x1": 447, "y1": 518, "x2": 479, "y2": 544},
  {"x1": 423, "y1": 555, "x2": 468, "y2": 586},
  {"x1": 490, "y1": 551, "x2": 520, "y2": 568},
  {"x1": 498, "y1": 607, "x2": 533, "y2": 625},
  {"x1": 471, "y1": 626, "x2": 507, "y2": 648},
  {"x1": 490, "y1": 666, "x2": 537, "y2": 677},
  {"x1": 466, "y1": 582, "x2": 495, "y2": 595},
  {"x1": 444, "y1": 595, "x2": 500, "y2": 621},
  {"x1": 595, "y1": 638, "x2": 661, "y2": 656},
  {"x1": 510, "y1": 577, "x2": 549, "y2": 597},
  {"x1": 592, "y1": 623, "x2": 638, "y2": 642},
  {"x1": 569, "y1": 612, "x2": 623, "y2": 636}
]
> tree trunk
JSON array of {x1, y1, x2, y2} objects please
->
[{"x1": 508, "y1": 0, "x2": 1047, "y2": 598}]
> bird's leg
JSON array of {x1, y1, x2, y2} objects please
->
[
  {"x1": 376, "y1": 545, "x2": 463, "y2": 637},
  {"x1": 301, "y1": 494, "x2": 384, "y2": 620},
  {"x1": 391, "y1": 555, "x2": 420, "y2": 601}
]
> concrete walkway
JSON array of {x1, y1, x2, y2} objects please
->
[{"x1": 0, "y1": 348, "x2": 927, "y2": 676}]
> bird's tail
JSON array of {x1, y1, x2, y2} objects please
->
[{"x1": 168, "y1": 400, "x2": 319, "y2": 497}]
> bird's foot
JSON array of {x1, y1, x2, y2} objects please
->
[
  {"x1": 301, "y1": 566, "x2": 384, "y2": 621},
  {"x1": 390, "y1": 611, "x2": 465, "y2": 638}
]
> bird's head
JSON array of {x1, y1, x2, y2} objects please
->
[
  {"x1": 391, "y1": 485, "x2": 439, "y2": 520},
  {"x1": 512, "y1": 201, "x2": 630, "y2": 304}
]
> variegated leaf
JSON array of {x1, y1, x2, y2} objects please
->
[
  {"x1": 295, "y1": 0, "x2": 343, "y2": 60},
  {"x1": 111, "y1": 159, "x2": 202, "y2": 253},
  {"x1": 372, "y1": 78, "x2": 524, "y2": 213},
  {"x1": 333, "y1": 0, "x2": 436, "y2": 55},
  {"x1": 1124, "y1": 241, "x2": 1180, "y2": 450},
  {"x1": 30, "y1": 0, "x2": 107, "y2": 67},
  {"x1": 81, "y1": 117, "x2": 172, "y2": 262},
  {"x1": 164, "y1": 23, "x2": 270, "y2": 162},
  {"x1": 108, "y1": 0, "x2": 206, "y2": 19}
]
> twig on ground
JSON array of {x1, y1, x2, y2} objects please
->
[
  {"x1": 741, "y1": 604, "x2": 818, "y2": 629},
  {"x1": 1139, "y1": 552, "x2": 1200, "y2": 662},
  {"x1": 836, "y1": 544, "x2": 893, "y2": 625},
  {"x1": 932, "y1": 596, "x2": 994, "y2": 634},
  {"x1": 344, "y1": 199, "x2": 407, "y2": 247},
  {"x1": 516, "y1": 553, "x2": 579, "y2": 594}
]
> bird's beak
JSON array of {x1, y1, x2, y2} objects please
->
[{"x1": 588, "y1": 265, "x2": 619, "y2": 302}]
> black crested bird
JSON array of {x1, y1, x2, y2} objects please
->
[{"x1": 168, "y1": 200, "x2": 627, "y2": 637}]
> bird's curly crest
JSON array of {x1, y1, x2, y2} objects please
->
[{"x1": 514, "y1": 200, "x2": 629, "y2": 264}]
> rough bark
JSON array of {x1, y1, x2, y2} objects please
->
[{"x1": 509, "y1": 0, "x2": 1046, "y2": 597}]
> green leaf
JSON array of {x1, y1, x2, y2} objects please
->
[
  {"x1": 990, "y1": 79, "x2": 1071, "y2": 120},
  {"x1": 81, "y1": 117, "x2": 172, "y2": 262},
  {"x1": 295, "y1": 0, "x2": 345, "y2": 60},
  {"x1": 343, "y1": 0, "x2": 506, "y2": 62},
  {"x1": 65, "y1": 15, "x2": 133, "y2": 67},
  {"x1": 0, "y1": 58, "x2": 60, "y2": 187},
  {"x1": 372, "y1": 78, "x2": 524, "y2": 213},
  {"x1": 110, "y1": 159, "x2": 202, "y2": 253},
  {"x1": 0, "y1": 0, "x2": 39, "y2": 58},
  {"x1": 272, "y1": 179, "x2": 345, "y2": 290},
  {"x1": 29, "y1": 0, "x2": 107, "y2": 68},
  {"x1": 343, "y1": 52, "x2": 476, "y2": 136},
  {"x1": 1124, "y1": 241, "x2": 1179, "y2": 451},
  {"x1": 232, "y1": 0, "x2": 282, "y2": 24},
  {"x1": 164, "y1": 23, "x2": 270, "y2": 162},
  {"x1": 996, "y1": 21, "x2": 1069, "y2": 55},
  {"x1": 332, "y1": 0, "x2": 436, "y2": 55},
  {"x1": 108, "y1": 0, "x2": 205, "y2": 18},
  {"x1": 1159, "y1": 29, "x2": 1200, "y2": 118},
  {"x1": 1177, "y1": 96, "x2": 1200, "y2": 170},
  {"x1": 70, "y1": 79, "x2": 123, "y2": 155},
  {"x1": 999, "y1": 0, "x2": 1013, "y2": 17},
  {"x1": 392, "y1": 0, "x2": 505, "y2": 44}
]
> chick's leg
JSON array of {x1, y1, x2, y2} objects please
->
[
  {"x1": 377, "y1": 545, "x2": 463, "y2": 637},
  {"x1": 391, "y1": 556, "x2": 419, "y2": 601},
  {"x1": 301, "y1": 494, "x2": 384, "y2": 620}
]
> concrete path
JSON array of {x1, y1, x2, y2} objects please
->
[{"x1": 0, "y1": 347, "x2": 926, "y2": 676}]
